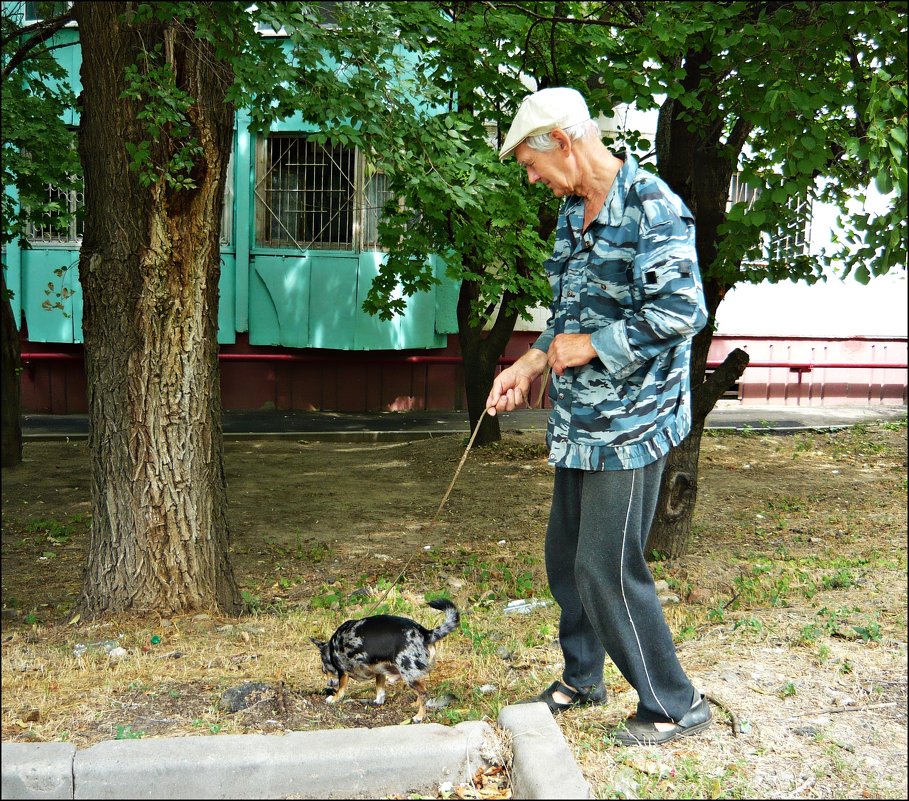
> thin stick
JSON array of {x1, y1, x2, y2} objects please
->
[
  {"x1": 433, "y1": 408, "x2": 490, "y2": 520},
  {"x1": 704, "y1": 692, "x2": 742, "y2": 737},
  {"x1": 363, "y1": 368, "x2": 552, "y2": 616},
  {"x1": 533, "y1": 365, "x2": 551, "y2": 411},
  {"x1": 365, "y1": 409, "x2": 491, "y2": 615},
  {"x1": 790, "y1": 701, "x2": 896, "y2": 717}
]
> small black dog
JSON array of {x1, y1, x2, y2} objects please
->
[{"x1": 311, "y1": 598, "x2": 459, "y2": 722}]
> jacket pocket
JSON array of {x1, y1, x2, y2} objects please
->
[{"x1": 584, "y1": 256, "x2": 635, "y2": 321}]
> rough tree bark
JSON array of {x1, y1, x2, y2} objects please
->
[
  {"x1": 645, "y1": 56, "x2": 754, "y2": 559},
  {"x1": 457, "y1": 273, "x2": 515, "y2": 447},
  {"x1": 1, "y1": 266, "x2": 22, "y2": 468},
  {"x1": 74, "y1": 2, "x2": 241, "y2": 617}
]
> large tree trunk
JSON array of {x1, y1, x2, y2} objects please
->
[
  {"x1": 74, "y1": 2, "x2": 240, "y2": 617},
  {"x1": 1, "y1": 265, "x2": 22, "y2": 468}
]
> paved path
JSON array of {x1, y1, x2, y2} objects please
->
[{"x1": 22, "y1": 402, "x2": 907, "y2": 441}]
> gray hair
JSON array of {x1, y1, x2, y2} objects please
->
[{"x1": 524, "y1": 118, "x2": 600, "y2": 152}]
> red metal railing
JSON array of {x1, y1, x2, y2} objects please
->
[{"x1": 20, "y1": 352, "x2": 909, "y2": 371}]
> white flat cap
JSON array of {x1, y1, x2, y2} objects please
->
[{"x1": 498, "y1": 87, "x2": 590, "y2": 161}]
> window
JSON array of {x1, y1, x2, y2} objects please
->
[
  {"x1": 728, "y1": 174, "x2": 812, "y2": 264},
  {"x1": 25, "y1": 143, "x2": 233, "y2": 247},
  {"x1": 728, "y1": 173, "x2": 759, "y2": 210},
  {"x1": 361, "y1": 164, "x2": 393, "y2": 250},
  {"x1": 253, "y1": 134, "x2": 390, "y2": 251},
  {"x1": 220, "y1": 146, "x2": 234, "y2": 247},
  {"x1": 767, "y1": 193, "x2": 812, "y2": 262},
  {"x1": 23, "y1": 1, "x2": 71, "y2": 23},
  {"x1": 25, "y1": 181, "x2": 83, "y2": 244}
]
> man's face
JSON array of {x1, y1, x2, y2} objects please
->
[{"x1": 514, "y1": 138, "x2": 572, "y2": 197}]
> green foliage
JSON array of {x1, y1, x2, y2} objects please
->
[
  {"x1": 8, "y1": 1, "x2": 905, "y2": 343},
  {"x1": 1, "y1": 3, "x2": 80, "y2": 247},
  {"x1": 622, "y1": 0, "x2": 909, "y2": 284},
  {"x1": 114, "y1": 725, "x2": 145, "y2": 739},
  {"x1": 779, "y1": 681, "x2": 797, "y2": 698},
  {"x1": 120, "y1": 47, "x2": 203, "y2": 189}
]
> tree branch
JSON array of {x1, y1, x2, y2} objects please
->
[
  {"x1": 2, "y1": 6, "x2": 76, "y2": 82},
  {"x1": 480, "y1": 1, "x2": 639, "y2": 31},
  {"x1": 695, "y1": 347, "x2": 750, "y2": 422}
]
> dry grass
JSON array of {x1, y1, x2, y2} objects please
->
[{"x1": 2, "y1": 418, "x2": 907, "y2": 798}]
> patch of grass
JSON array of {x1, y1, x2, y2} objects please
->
[
  {"x1": 23, "y1": 514, "x2": 90, "y2": 545},
  {"x1": 114, "y1": 725, "x2": 145, "y2": 740},
  {"x1": 821, "y1": 569, "x2": 856, "y2": 590}
]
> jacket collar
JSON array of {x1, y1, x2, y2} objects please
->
[{"x1": 597, "y1": 151, "x2": 637, "y2": 227}]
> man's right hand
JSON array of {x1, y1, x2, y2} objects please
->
[{"x1": 485, "y1": 349, "x2": 548, "y2": 416}]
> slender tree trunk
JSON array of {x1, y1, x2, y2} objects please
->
[
  {"x1": 457, "y1": 280, "x2": 505, "y2": 446},
  {"x1": 74, "y1": 2, "x2": 240, "y2": 617},
  {"x1": 646, "y1": 74, "x2": 752, "y2": 559},
  {"x1": 456, "y1": 264, "x2": 528, "y2": 446},
  {"x1": 1, "y1": 265, "x2": 22, "y2": 468}
]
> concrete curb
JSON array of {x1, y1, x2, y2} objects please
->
[
  {"x1": 1, "y1": 742, "x2": 75, "y2": 800},
  {"x1": 2, "y1": 708, "x2": 589, "y2": 800},
  {"x1": 498, "y1": 703, "x2": 592, "y2": 799},
  {"x1": 3, "y1": 721, "x2": 491, "y2": 799}
]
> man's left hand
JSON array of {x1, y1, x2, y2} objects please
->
[{"x1": 547, "y1": 334, "x2": 596, "y2": 375}]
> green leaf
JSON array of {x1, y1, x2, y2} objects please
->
[{"x1": 875, "y1": 170, "x2": 894, "y2": 195}]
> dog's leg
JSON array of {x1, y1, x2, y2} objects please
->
[
  {"x1": 410, "y1": 678, "x2": 428, "y2": 723},
  {"x1": 374, "y1": 673, "x2": 387, "y2": 706},
  {"x1": 326, "y1": 673, "x2": 348, "y2": 705}
]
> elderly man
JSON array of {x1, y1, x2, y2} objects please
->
[{"x1": 486, "y1": 87, "x2": 711, "y2": 745}]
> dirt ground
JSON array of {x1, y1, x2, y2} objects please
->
[{"x1": 2, "y1": 420, "x2": 907, "y2": 799}]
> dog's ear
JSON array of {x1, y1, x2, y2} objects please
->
[{"x1": 310, "y1": 637, "x2": 325, "y2": 649}]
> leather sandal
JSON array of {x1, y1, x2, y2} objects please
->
[
  {"x1": 521, "y1": 680, "x2": 606, "y2": 714},
  {"x1": 609, "y1": 692, "x2": 712, "y2": 745}
]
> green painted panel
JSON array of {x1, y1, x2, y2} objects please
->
[
  {"x1": 354, "y1": 252, "x2": 398, "y2": 349},
  {"x1": 249, "y1": 255, "x2": 311, "y2": 347},
  {"x1": 56, "y1": 29, "x2": 82, "y2": 126},
  {"x1": 309, "y1": 254, "x2": 359, "y2": 349},
  {"x1": 432, "y1": 255, "x2": 460, "y2": 335},
  {"x1": 233, "y1": 122, "x2": 252, "y2": 333},
  {"x1": 398, "y1": 277, "x2": 443, "y2": 348},
  {"x1": 268, "y1": 112, "x2": 317, "y2": 133},
  {"x1": 217, "y1": 253, "x2": 236, "y2": 344},
  {"x1": 20, "y1": 249, "x2": 81, "y2": 343},
  {"x1": 355, "y1": 252, "x2": 446, "y2": 349}
]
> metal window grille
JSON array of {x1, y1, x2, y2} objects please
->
[
  {"x1": 25, "y1": 149, "x2": 232, "y2": 247},
  {"x1": 220, "y1": 145, "x2": 234, "y2": 246},
  {"x1": 768, "y1": 194, "x2": 812, "y2": 262},
  {"x1": 25, "y1": 181, "x2": 83, "y2": 244},
  {"x1": 728, "y1": 173, "x2": 812, "y2": 264},
  {"x1": 728, "y1": 173, "x2": 760, "y2": 210},
  {"x1": 254, "y1": 134, "x2": 392, "y2": 252},
  {"x1": 361, "y1": 167, "x2": 393, "y2": 250},
  {"x1": 255, "y1": 136, "x2": 355, "y2": 250}
]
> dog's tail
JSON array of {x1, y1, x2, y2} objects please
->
[{"x1": 426, "y1": 598, "x2": 460, "y2": 643}]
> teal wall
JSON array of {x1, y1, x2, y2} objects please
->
[{"x1": 246, "y1": 251, "x2": 447, "y2": 350}]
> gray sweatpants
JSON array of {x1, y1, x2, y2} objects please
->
[{"x1": 545, "y1": 458, "x2": 697, "y2": 723}]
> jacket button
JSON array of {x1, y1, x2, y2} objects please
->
[{"x1": 558, "y1": 393, "x2": 565, "y2": 400}]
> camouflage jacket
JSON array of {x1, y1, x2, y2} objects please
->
[{"x1": 533, "y1": 154, "x2": 708, "y2": 471}]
